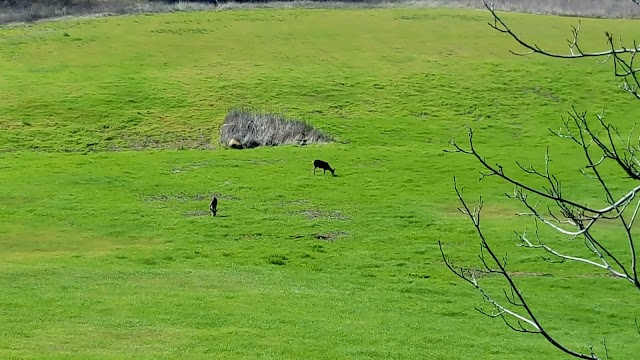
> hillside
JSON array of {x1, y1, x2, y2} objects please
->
[{"x1": 0, "y1": 7, "x2": 638, "y2": 359}]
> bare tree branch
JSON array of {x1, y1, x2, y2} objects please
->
[
  {"x1": 447, "y1": 124, "x2": 640, "y2": 291},
  {"x1": 439, "y1": 179, "x2": 603, "y2": 359},
  {"x1": 443, "y1": 2, "x2": 640, "y2": 358},
  {"x1": 515, "y1": 222, "x2": 630, "y2": 281}
]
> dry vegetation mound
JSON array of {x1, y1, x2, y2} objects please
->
[{"x1": 219, "y1": 109, "x2": 332, "y2": 149}]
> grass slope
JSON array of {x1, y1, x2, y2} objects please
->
[{"x1": 0, "y1": 7, "x2": 639, "y2": 359}]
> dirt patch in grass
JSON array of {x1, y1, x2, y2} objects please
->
[
  {"x1": 440, "y1": 202, "x2": 520, "y2": 218},
  {"x1": 168, "y1": 161, "x2": 213, "y2": 174},
  {"x1": 520, "y1": 86, "x2": 560, "y2": 102},
  {"x1": 508, "y1": 271, "x2": 553, "y2": 277},
  {"x1": 292, "y1": 209, "x2": 350, "y2": 221},
  {"x1": 0, "y1": 132, "x2": 215, "y2": 153},
  {"x1": 121, "y1": 134, "x2": 213, "y2": 151},
  {"x1": 183, "y1": 210, "x2": 211, "y2": 217},
  {"x1": 313, "y1": 230, "x2": 349, "y2": 241},
  {"x1": 461, "y1": 268, "x2": 621, "y2": 279},
  {"x1": 285, "y1": 199, "x2": 310, "y2": 205},
  {"x1": 240, "y1": 159, "x2": 287, "y2": 165},
  {"x1": 572, "y1": 273, "x2": 618, "y2": 279},
  {"x1": 288, "y1": 230, "x2": 349, "y2": 241},
  {"x1": 146, "y1": 192, "x2": 240, "y2": 203}
]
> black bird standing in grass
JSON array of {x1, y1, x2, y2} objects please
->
[
  {"x1": 209, "y1": 196, "x2": 218, "y2": 217},
  {"x1": 313, "y1": 159, "x2": 336, "y2": 176}
]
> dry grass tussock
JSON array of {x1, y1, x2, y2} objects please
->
[
  {"x1": 219, "y1": 109, "x2": 332, "y2": 149},
  {"x1": 1, "y1": 0, "x2": 639, "y2": 25}
]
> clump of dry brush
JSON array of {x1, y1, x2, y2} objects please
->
[{"x1": 219, "y1": 108, "x2": 332, "y2": 149}]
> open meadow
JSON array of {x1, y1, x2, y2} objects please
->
[{"x1": 1, "y1": 5, "x2": 639, "y2": 359}]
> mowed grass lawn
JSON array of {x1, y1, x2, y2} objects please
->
[{"x1": 1, "y1": 6, "x2": 639, "y2": 359}]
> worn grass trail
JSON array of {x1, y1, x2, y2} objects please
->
[{"x1": 0, "y1": 7, "x2": 639, "y2": 359}]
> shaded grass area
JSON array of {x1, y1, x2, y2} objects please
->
[{"x1": 1, "y1": 7, "x2": 639, "y2": 359}]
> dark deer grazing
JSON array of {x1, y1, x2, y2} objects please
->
[
  {"x1": 209, "y1": 196, "x2": 218, "y2": 217},
  {"x1": 313, "y1": 159, "x2": 335, "y2": 176}
]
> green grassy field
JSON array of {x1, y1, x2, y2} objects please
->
[{"x1": 1, "y1": 7, "x2": 639, "y2": 359}]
